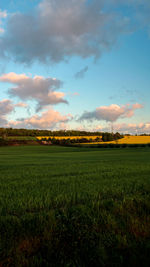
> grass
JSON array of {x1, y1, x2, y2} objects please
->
[
  {"x1": 5, "y1": 136, "x2": 37, "y2": 141},
  {"x1": 0, "y1": 146, "x2": 150, "y2": 266}
]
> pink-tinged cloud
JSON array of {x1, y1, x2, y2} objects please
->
[
  {"x1": 8, "y1": 109, "x2": 73, "y2": 130},
  {"x1": 79, "y1": 103, "x2": 143, "y2": 122},
  {"x1": 0, "y1": 99, "x2": 29, "y2": 126},
  {"x1": 0, "y1": 72, "x2": 68, "y2": 111},
  {"x1": 0, "y1": 72, "x2": 29, "y2": 83},
  {"x1": 15, "y1": 102, "x2": 28, "y2": 108},
  {"x1": 132, "y1": 103, "x2": 143, "y2": 109}
]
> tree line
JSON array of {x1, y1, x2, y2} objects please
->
[
  {"x1": 0, "y1": 128, "x2": 103, "y2": 137},
  {"x1": 41, "y1": 132, "x2": 124, "y2": 144},
  {"x1": 0, "y1": 128, "x2": 124, "y2": 142}
]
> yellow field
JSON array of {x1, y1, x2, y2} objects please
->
[
  {"x1": 37, "y1": 135, "x2": 150, "y2": 144},
  {"x1": 100, "y1": 136, "x2": 150, "y2": 144},
  {"x1": 37, "y1": 136, "x2": 102, "y2": 140}
]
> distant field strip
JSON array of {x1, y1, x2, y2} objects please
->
[
  {"x1": 6, "y1": 136, "x2": 36, "y2": 140},
  {"x1": 37, "y1": 136, "x2": 102, "y2": 140},
  {"x1": 101, "y1": 136, "x2": 150, "y2": 144},
  {"x1": 37, "y1": 135, "x2": 150, "y2": 144}
]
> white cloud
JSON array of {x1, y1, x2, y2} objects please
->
[
  {"x1": 0, "y1": 72, "x2": 68, "y2": 111},
  {"x1": 79, "y1": 103, "x2": 143, "y2": 122}
]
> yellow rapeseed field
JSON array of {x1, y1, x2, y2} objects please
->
[
  {"x1": 100, "y1": 136, "x2": 150, "y2": 144},
  {"x1": 37, "y1": 135, "x2": 150, "y2": 144},
  {"x1": 37, "y1": 136, "x2": 102, "y2": 140}
]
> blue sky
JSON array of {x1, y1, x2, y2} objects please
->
[{"x1": 0, "y1": 0, "x2": 150, "y2": 133}]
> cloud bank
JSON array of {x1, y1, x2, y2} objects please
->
[
  {"x1": 79, "y1": 103, "x2": 143, "y2": 122},
  {"x1": 0, "y1": 1, "x2": 150, "y2": 63},
  {"x1": 8, "y1": 108, "x2": 72, "y2": 129},
  {"x1": 0, "y1": 72, "x2": 68, "y2": 111},
  {"x1": 104, "y1": 122, "x2": 150, "y2": 135}
]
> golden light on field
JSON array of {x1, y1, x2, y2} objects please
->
[
  {"x1": 101, "y1": 136, "x2": 150, "y2": 144},
  {"x1": 36, "y1": 136, "x2": 102, "y2": 140},
  {"x1": 37, "y1": 135, "x2": 150, "y2": 144}
]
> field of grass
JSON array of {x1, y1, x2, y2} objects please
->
[
  {"x1": 0, "y1": 146, "x2": 150, "y2": 266},
  {"x1": 5, "y1": 136, "x2": 37, "y2": 141}
]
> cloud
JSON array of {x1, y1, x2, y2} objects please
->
[
  {"x1": 0, "y1": 99, "x2": 14, "y2": 126},
  {"x1": 132, "y1": 0, "x2": 150, "y2": 36},
  {"x1": 0, "y1": 9, "x2": 7, "y2": 34},
  {"x1": 90, "y1": 121, "x2": 150, "y2": 134},
  {"x1": 0, "y1": 10, "x2": 7, "y2": 19},
  {"x1": 8, "y1": 108, "x2": 72, "y2": 130},
  {"x1": 79, "y1": 103, "x2": 143, "y2": 122},
  {"x1": 0, "y1": 72, "x2": 68, "y2": 111},
  {"x1": 132, "y1": 103, "x2": 143, "y2": 109},
  {"x1": 0, "y1": 0, "x2": 130, "y2": 63},
  {"x1": 0, "y1": 99, "x2": 14, "y2": 116},
  {"x1": 109, "y1": 122, "x2": 150, "y2": 134},
  {"x1": 14, "y1": 102, "x2": 28, "y2": 108},
  {"x1": 75, "y1": 66, "x2": 88, "y2": 79}
]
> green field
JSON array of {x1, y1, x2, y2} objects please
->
[
  {"x1": 5, "y1": 136, "x2": 37, "y2": 141},
  {"x1": 0, "y1": 146, "x2": 150, "y2": 266}
]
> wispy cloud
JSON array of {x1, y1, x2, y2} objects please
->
[{"x1": 75, "y1": 66, "x2": 88, "y2": 79}]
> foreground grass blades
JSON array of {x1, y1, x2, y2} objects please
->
[{"x1": 0, "y1": 146, "x2": 150, "y2": 266}]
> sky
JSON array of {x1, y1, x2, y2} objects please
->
[{"x1": 0, "y1": 0, "x2": 150, "y2": 134}]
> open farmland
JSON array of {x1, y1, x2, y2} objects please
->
[
  {"x1": 5, "y1": 136, "x2": 36, "y2": 141},
  {"x1": 36, "y1": 135, "x2": 150, "y2": 144},
  {"x1": 80, "y1": 135, "x2": 150, "y2": 145},
  {"x1": 0, "y1": 146, "x2": 150, "y2": 266},
  {"x1": 101, "y1": 135, "x2": 150, "y2": 144},
  {"x1": 36, "y1": 135, "x2": 102, "y2": 140}
]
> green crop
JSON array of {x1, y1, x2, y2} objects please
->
[{"x1": 0, "y1": 146, "x2": 150, "y2": 266}]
